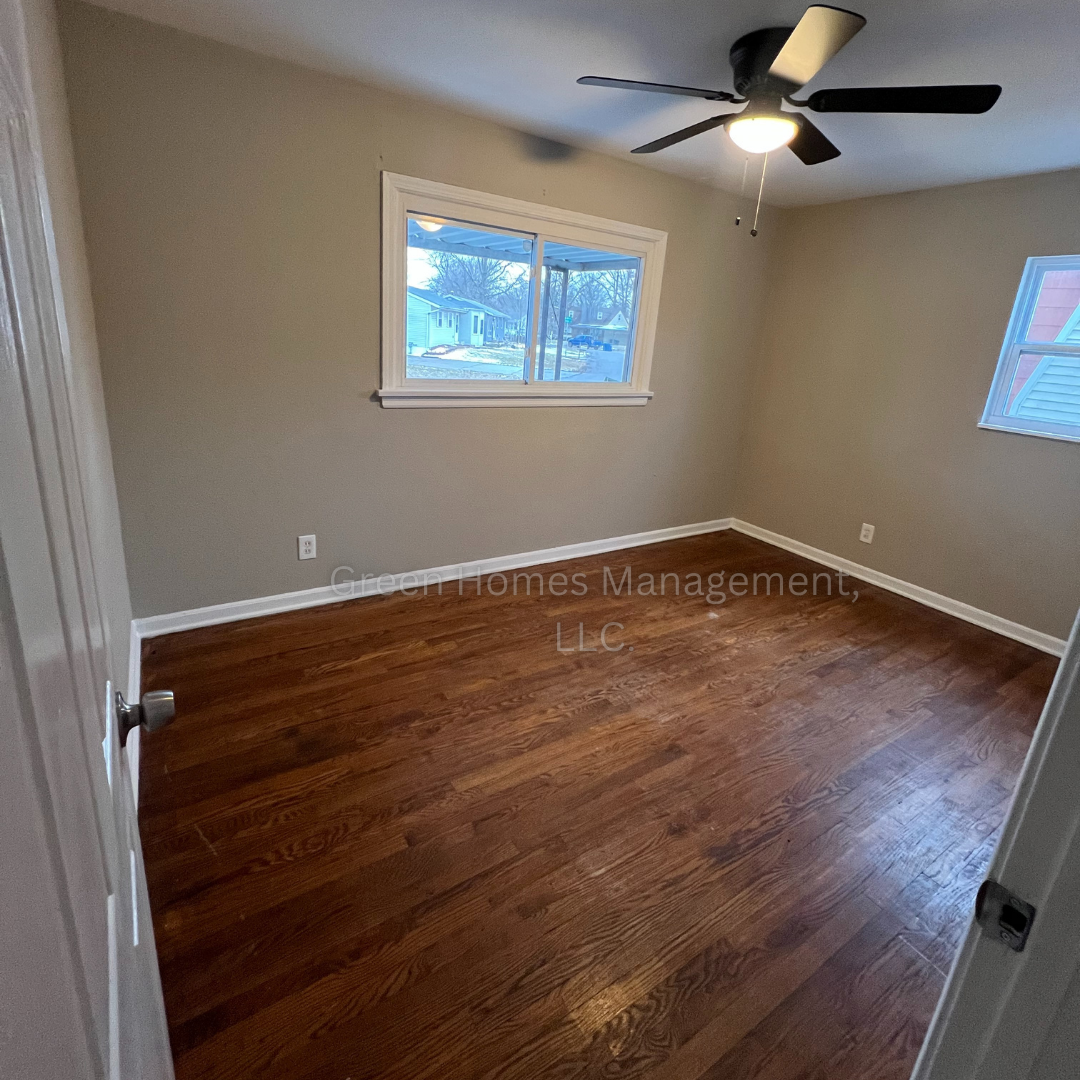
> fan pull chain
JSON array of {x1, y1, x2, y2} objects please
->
[
  {"x1": 735, "y1": 156, "x2": 749, "y2": 226},
  {"x1": 750, "y1": 152, "x2": 769, "y2": 237}
]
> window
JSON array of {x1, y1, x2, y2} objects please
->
[
  {"x1": 381, "y1": 173, "x2": 666, "y2": 407},
  {"x1": 981, "y1": 256, "x2": 1080, "y2": 443}
]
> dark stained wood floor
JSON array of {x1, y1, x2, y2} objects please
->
[{"x1": 139, "y1": 532, "x2": 1056, "y2": 1080}]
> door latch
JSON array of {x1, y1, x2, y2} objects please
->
[
  {"x1": 116, "y1": 689, "x2": 175, "y2": 746},
  {"x1": 975, "y1": 879, "x2": 1035, "y2": 952}
]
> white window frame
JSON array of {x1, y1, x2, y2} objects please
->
[
  {"x1": 379, "y1": 172, "x2": 666, "y2": 408},
  {"x1": 980, "y1": 254, "x2": 1080, "y2": 444}
]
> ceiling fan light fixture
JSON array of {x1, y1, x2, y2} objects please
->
[
  {"x1": 582, "y1": 6, "x2": 1002, "y2": 164},
  {"x1": 416, "y1": 218, "x2": 445, "y2": 232},
  {"x1": 726, "y1": 114, "x2": 799, "y2": 154}
]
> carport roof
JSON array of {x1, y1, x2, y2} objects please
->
[{"x1": 407, "y1": 218, "x2": 639, "y2": 271}]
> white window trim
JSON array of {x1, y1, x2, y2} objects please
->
[
  {"x1": 379, "y1": 172, "x2": 667, "y2": 408},
  {"x1": 979, "y1": 254, "x2": 1080, "y2": 444}
]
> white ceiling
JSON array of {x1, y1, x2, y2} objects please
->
[{"x1": 87, "y1": 0, "x2": 1080, "y2": 206}]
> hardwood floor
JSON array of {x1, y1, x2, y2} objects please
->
[{"x1": 138, "y1": 531, "x2": 1056, "y2": 1080}]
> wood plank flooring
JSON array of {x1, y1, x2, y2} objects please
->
[{"x1": 139, "y1": 531, "x2": 1056, "y2": 1080}]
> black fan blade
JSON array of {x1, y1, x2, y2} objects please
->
[
  {"x1": 788, "y1": 116, "x2": 841, "y2": 164},
  {"x1": 631, "y1": 114, "x2": 736, "y2": 154},
  {"x1": 768, "y1": 5, "x2": 866, "y2": 88},
  {"x1": 577, "y1": 76, "x2": 734, "y2": 102},
  {"x1": 806, "y1": 84, "x2": 1002, "y2": 113}
]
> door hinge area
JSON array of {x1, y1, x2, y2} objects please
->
[{"x1": 975, "y1": 879, "x2": 1036, "y2": 952}]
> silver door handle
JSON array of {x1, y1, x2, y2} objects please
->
[{"x1": 117, "y1": 690, "x2": 175, "y2": 746}]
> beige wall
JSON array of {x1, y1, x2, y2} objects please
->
[
  {"x1": 736, "y1": 169, "x2": 1080, "y2": 640},
  {"x1": 57, "y1": 2, "x2": 1078, "y2": 639},
  {"x1": 57, "y1": 1, "x2": 773, "y2": 618}
]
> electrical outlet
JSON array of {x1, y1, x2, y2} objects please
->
[
  {"x1": 298, "y1": 534, "x2": 316, "y2": 560},
  {"x1": 859, "y1": 523, "x2": 875, "y2": 544}
]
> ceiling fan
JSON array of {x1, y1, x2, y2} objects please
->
[{"x1": 578, "y1": 5, "x2": 1001, "y2": 164}]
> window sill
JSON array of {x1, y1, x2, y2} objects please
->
[
  {"x1": 978, "y1": 421, "x2": 1080, "y2": 445},
  {"x1": 377, "y1": 387, "x2": 654, "y2": 409}
]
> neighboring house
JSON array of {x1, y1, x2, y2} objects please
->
[
  {"x1": 406, "y1": 286, "x2": 462, "y2": 351},
  {"x1": 406, "y1": 287, "x2": 511, "y2": 351},
  {"x1": 571, "y1": 312, "x2": 630, "y2": 348},
  {"x1": 444, "y1": 295, "x2": 512, "y2": 345},
  {"x1": 1053, "y1": 304, "x2": 1080, "y2": 346},
  {"x1": 1008, "y1": 303, "x2": 1080, "y2": 429}
]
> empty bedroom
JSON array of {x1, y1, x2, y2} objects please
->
[{"x1": 2, "y1": 1, "x2": 1079, "y2": 1078}]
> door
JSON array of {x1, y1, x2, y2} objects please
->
[
  {"x1": 913, "y1": 611, "x2": 1080, "y2": 1079},
  {"x1": 0, "y1": 3, "x2": 173, "y2": 1076}
]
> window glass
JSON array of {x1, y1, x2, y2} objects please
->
[
  {"x1": 1005, "y1": 354, "x2": 1080, "y2": 423},
  {"x1": 405, "y1": 215, "x2": 534, "y2": 381},
  {"x1": 1025, "y1": 269, "x2": 1080, "y2": 344},
  {"x1": 981, "y1": 258, "x2": 1080, "y2": 442},
  {"x1": 535, "y1": 245, "x2": 641, "y2": 383}
]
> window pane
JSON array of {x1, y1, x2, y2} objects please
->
[
  {"x1": 1005, "y1": 352, "x2": 1080, "y2": 426},
  {"x1": 1024, "y1": 269, "x2": 1080, "y2": 344},
  {"x1": 406, "y1": 215, "x2": 534, "y2": 380},
  {"x1": 535, "y1": 243, "x2": 641, "y2": 383}
]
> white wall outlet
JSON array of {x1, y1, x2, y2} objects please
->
[
  {"x1": 859, "y1": 523, "x2": 875, "y2": 544},
  {"x1": 298, "y1": 534, "x2": 316, "y2": 560}
]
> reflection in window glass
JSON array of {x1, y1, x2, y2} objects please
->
[{"x1": 405, "y1": 215, "x2": 534, "y2": 381}]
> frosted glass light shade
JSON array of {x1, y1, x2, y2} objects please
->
[{"x1": 727, "y1": 116, "x2": 799, "y2": 154}]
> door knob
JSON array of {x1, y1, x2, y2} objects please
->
[{"x1": 117, "y1": 689, "x2": 175, "y2": 746}]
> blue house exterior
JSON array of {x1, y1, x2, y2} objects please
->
[{"x1": 406, "y1": 287, "x2": 511, "y2": 353}]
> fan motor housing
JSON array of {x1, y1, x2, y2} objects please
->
[{"x1": 729, "y1": 27, "x2": 796, "y2": 99}]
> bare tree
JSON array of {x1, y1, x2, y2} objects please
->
[
  {"x1": 428, "y1": 252, "x2": 514, "y2": 308},
  {"x1": 565, "y1": 271, "x2": 608, "y2": 326},
  {"x1": 426, "y1": 254, "x2": 637, "y2": 336},
  {"x1": 600, "y1": 269, "x2": 637, "y2": 320},
  {"x1": 498, "y1": 273, "x2": 531, "y2": 322},
  {"x1": 560, "y1": 268, "x2": 637, "y2": 328}
]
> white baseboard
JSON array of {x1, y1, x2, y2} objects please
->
[
  {"x1": 126, "y1": 517, "x2": 729, "y2": 807},
  {"x1": 132, "y1": 517, "x2": 735, "y2": 638},
  {"x1": 730, "y1": 519, "x2": 1067, "y2": 657},
  {"x1": 127, "y1": 510, "x2": 1065, "y2": 747}
]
